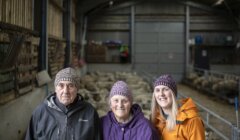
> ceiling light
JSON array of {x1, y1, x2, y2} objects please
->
[
  {"x1": 213, "y1": 0, "x2": 224, "y2": 6},
  {"x1": 109, "y1": 1, "x2": 114, "y2": 6}
]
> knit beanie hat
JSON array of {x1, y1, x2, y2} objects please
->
[
  {"x1": 153, "y1": 74, "x2": 177, "y2": 96},
  {"x1": 54, "y1": 67, "x2": 80, "y2": 88},
  {"x1": 109, "y1": 81, "x2": 133, "y2": 103}
]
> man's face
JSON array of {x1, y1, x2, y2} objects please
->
[{"x1": 55, "y1": 81, "x2": 78, "y2": 106}]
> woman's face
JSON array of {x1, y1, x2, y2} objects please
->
[
  {"x1": 154, "y1": 85, "x2": 173, "y2": 110},
  {"x1": 110, "y1": 95, "x2": 131, "y2": 122}
]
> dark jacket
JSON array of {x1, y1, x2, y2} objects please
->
[
  {"x1": 25, "y1": 93, "x2": 102, "y2": 140},
  {"x1": 101, "y1": 104, "x2": 159, "y2": 140}
]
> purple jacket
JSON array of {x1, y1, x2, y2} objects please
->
[{"x1": 101, "y1": 104, "x2": 160, "y2": 140}]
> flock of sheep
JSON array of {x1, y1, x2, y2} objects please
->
[{"x1": 78, "y1": 71, "x2": 153, "y2": 118}]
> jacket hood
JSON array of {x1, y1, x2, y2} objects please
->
[
  {"x1": 154, "y1": 98, "x2": 205, "y2": 140},
  {"x1": 156, "y1": 98, "x2": 199, "y2": 123},
  {"x1": 101, "y1": 104, "x2": 160, "y2": 140},
  {"x1": 44, "y1": 93, "x2": 86, "y2": 115},
  {"x1": 109, "y1": 104, "x2": 144, "y2": 128},
  {"x1": 176, "y1": 98, "x2": 199, "y2": 122}
]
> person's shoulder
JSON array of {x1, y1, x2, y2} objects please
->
[
  {"x1": 78, "y1": 100, "x2": 100, "y2": 116},
  {"x1": 81, "y1": 100, "x2": 96, "y2": 109},
  {"x1": 100, "y1": 115, "x2": 107, "y2": 122},
  {"x1": 100, "y1": 113, "x2": 110, "y2": 121},
  {"x1": 141, "y1": 117, "x2": 154, "y2": 127},
  {"x1": 187, "y1": 115, "x2": 203, "y2": 123},
  {"x1": 133, "y1": 116, "x2": 159, "y2": 138},
  {"x1": 31, "y1": 101, "x2": 48, "y2": 116},
  {"x1": 100, "y1": 113, "x2": 113, "y2": 127},
  {"x1": 132, "y1": 113, "x2": 153, "y2": 127}
]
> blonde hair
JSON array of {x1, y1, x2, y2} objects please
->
[{"x1": 151, "y1": 90, "x2": 178, "y2": 131}]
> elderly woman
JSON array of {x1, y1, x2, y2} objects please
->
[
  {"x1": 101, "y1": 81, "x2": 159, "y2": 140},
  {"x1": 150, "y1": 74, "x2": 205, "y2": 140}
]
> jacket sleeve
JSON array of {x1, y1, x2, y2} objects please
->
[
  {"x1": 94, "y1": 110, "x2": 103, "y2": 140},
  {"x1": 25, "y1": 105, "x2": 42, "y2": 140},
  {"x1": 151, "y1": 127, "x2": 161, "y2": 140},
  {"x1": 25, "y1": 116, "x2": 36, "y2": 140},
  {"x1": 188, "y1": 117, "x2": 205, "y2": 140}
]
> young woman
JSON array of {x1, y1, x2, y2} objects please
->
[
  {"x1": 101, "y1": 80, "x2": 159, "y2": 140},
  {"x1": 151, "y1": 74, "x2": 205, "y2": 140}
]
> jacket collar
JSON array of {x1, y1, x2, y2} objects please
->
[
  {"x1": 45, "y1": 93, "x2": 85, "y2": 115},
  {"x1": 156, "y1": 98, "x2": 199, "y2": 123},
  {"x1": 109, "y1": 104, "x2": 144, "y2": 128},
  {"x1": 176, "y1": 98, "x2": 199, "y2": 122}
]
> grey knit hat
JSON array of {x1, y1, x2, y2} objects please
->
[
  {"x1": 153, "y1": 74, "x2": 177, "y2": 96},
  {"x1": 109, "y1": 81, "x2": 133, "y2": 103},
  {"x1": 54, "y1": 67, "x2": 80, "y2": 88}
]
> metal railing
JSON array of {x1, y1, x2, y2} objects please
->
[{"x1": 179, "y1": 93, "x2": 240, "y2": 140}]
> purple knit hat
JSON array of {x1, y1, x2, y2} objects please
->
[
  {"x1": 153, "y1": 74, "x2": 177, "y2": 96},
  {"x1": 54, "y1": 67, "x2": 80, "y2": 88},
  {"x1": 109, "y1": 81, "x2": 133, "y2": 103}
]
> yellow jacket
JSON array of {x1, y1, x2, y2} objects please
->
[{"x1": 155, "y1": 98, "x2": 205, "y2": 140}]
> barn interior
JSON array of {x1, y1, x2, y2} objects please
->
[{"x1": 0, "y1": 0, "x2": 240, "y2": 139}]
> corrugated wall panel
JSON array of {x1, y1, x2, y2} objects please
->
[
  {"x1": 158, "y1": 43, "x2": 184, "y2": 53},
  {"x1": 136, "y1": 1, "x2": 184, "y2": 14},
  {"x1": 135, "y1": 53, "x2": 158, "y2": 63},
  {"x1": 134, "y1": 22, "x2": 185, "y2": 82},
  {"x1": 158, "y1": 53, "x2": 184, "y2": 63},
  {"x1": 158, "y1": 63, "x2": 184, "y2": 73},
  {"x1": 135, "y1": 32, "x2": 158, "y2": 43},
  {"x1": 87, "y1": 32, "x2": 129, "y2": 44},
  {"x1": 135, "y1": 64, "x2": 159, "y2": 74},
  {"x1": 135, "y1": 43, "x2": 158, "y2": 53}
]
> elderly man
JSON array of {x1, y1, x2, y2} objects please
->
[{"x1": 25, "y1": 67, "x2": 102, "y2": 140}]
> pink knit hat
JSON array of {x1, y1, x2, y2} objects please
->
[
  {"x1": 153, "y1": 74, "x2": 177, "y2": 96},
  {"x1": 109, "y1": 81, "x2": 133, "y2": 103}
]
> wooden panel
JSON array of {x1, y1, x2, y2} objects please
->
[
  {"x1": 0, "y1": 0, "x2": 32, "y2": 29},
  {"x1": 0, "y1": 90, "x2": 15, "y2": 105},
  {"x1": 48, "y1": 41, "x2": 65, "y2": 77},
  {"x1": 71, "y1": 21, "x2": 76, "y2": 41},
  {"x1": 71, "y1": 0, "x2": 76, "y2": 42},
  {"x1": 48, "y1": 0, "x2": 63, "y2": 38},
  {"x1": 86, "y1": 43, "x2": 107, "y2": 63},
  {"x1": 71, "y1": 43, "x2": 80, "y2": 67},
  {"x1": 72, "y1": 0, "x2": 76, "y2": 19},
  {"x1": 15, "y1": 36, "x2": 39, "y2": 95},
  {"x1": 0, "y1": 65, "x2": 15, "y2": 104},
  {"x1": 0, "y1": 70, "x2": 15, "y2": 94},
  {"x1": 0, "y1": 0, "x2": 2, "y2": 21}
]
